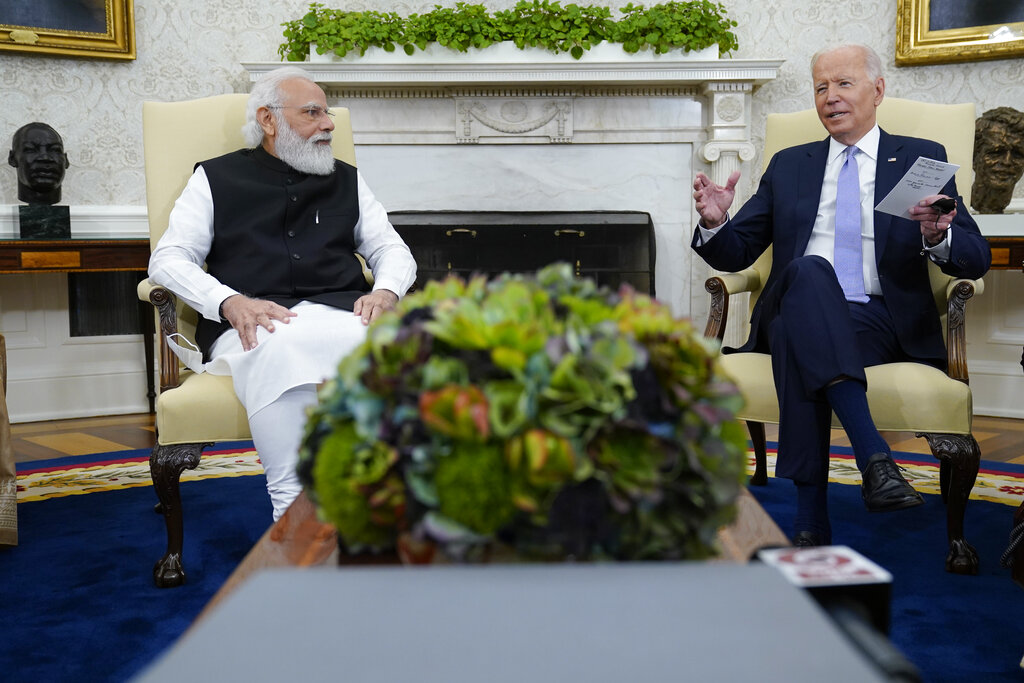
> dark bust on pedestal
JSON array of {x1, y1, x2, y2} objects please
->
[
  {"x1": 971, "y1": 107, "x2": 1024, "y2": 215},
  {"x1": 8, "y1": 122, "x2": 71, "y2": 238}
]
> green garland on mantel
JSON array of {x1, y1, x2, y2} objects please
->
[{"x1": 279, "y1": 1, "x2": 739, "y2": 62}]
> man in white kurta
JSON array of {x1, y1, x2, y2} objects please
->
[{"x1": 149, "y1": 67, "x2": 416, "y2": 520}]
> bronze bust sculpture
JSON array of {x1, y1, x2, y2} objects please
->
[
  {"x1": 8, "y1": 122, "x2": 70, "y2": 205},
  {"x1": 972, "y1": 107, "x2": 1024, "y2": 214}
]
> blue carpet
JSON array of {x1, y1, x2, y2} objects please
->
[
  {"x1": 2, "y1": 447, "x2": 1023, "y2": 682},
  {"x1": 0, "y1": 450, "x2": 270, "y2": 682},
  {"x1": 749, "y1": 475, "x2": 1024, "y2": 682}
]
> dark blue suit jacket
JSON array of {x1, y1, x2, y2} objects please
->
[{"x1": 692, "y1": 129, "x2": 991, "y2": 368}]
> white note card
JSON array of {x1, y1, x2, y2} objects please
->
[{"x1": 874, "y1": 156, "x2": 959, "y2": 220}]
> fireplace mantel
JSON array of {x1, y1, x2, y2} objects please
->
[
  {"x1": 241, "y1": 57, "x2": 783, "y2": 187},
  {"x1": 241, "y1": 58, "x2": 783, "y2": 89},
  {"x1": 240, "y1": 57, "x2": 783, "y2": 329}
]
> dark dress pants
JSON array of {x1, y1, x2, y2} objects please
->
[{"x1": 754, "y1": 256, "x2": 907, "y2": 486}]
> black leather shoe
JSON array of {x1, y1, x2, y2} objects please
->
[
  {"x1": 792, "y1": 531, "x2": 824, "y2": 547},
  {"x1": 861, "y1": 453, "x2": 924, "y2": 512}
]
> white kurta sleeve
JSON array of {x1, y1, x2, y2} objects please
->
[
  {"x1": 353, "y1": 171, "x2": 417, "y2": 298},
  {"x1": 147, "y1": 166, "x2": 240, "y2": 322}
]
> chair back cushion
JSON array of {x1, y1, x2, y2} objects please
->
[
  {"x1": 749, "y1": 97, "x2": 977, "y2": 322},
  {"x1": 142, "y1": 94, "x2": 356, "y2": 247},
  {"x1": 763, "y1": 97, "x2": 974, "y2": 205},
  {"x1": 141, "y1": 93, "x2": 356, "y2": 344}
]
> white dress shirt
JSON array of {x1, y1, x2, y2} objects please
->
[{"x1": 804, "y1": 127, "x2": 883, "y2": 296}]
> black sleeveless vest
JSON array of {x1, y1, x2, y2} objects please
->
[{"x1": 195, "y1": 147, "x2": 370, "y2": 356}]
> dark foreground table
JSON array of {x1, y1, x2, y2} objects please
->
[
  {"x1": 193, "y1": 488, "x2": 790, "y2": 623},
  {"x1": 136, "y1": 562, "x2": 884, "y2": 682}
]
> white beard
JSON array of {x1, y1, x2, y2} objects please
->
[{"x1": 275, "y1": 119, "x2": 336, "y2": 176}]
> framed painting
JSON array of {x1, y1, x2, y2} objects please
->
[
  {"x1": 896, "y1": 0, "x2": 1024, "y2": 65},
  {"x1": 0, "y1": 0, "x2": 135, "y2": 60}
]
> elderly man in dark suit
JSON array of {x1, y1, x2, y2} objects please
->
[{"x1": 690, "y1": 44, "x2": 991, "y2": 546}]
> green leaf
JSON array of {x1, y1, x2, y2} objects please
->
[{"x1": 405, "y1": 467, "x2": 439, "y2": 506}]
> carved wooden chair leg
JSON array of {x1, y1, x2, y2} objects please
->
[
  {"x1": 1009, "y1": 503, "x2": 1024, "y2": 589},
  {"x1": 150, "y1": 442, "x2": 208, "y2": 588},
  {"x1": 938, "y1": 458, "x2": 950, "y2": 504},
  {"x1": 747, "y1": 421, "x2": 768, "y2": 486},
  {"x1": 920, "y1": 432, "x2": 981, "y2": 576}
]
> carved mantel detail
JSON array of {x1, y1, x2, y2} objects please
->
[
  {"x1": 701, "y1": 81, "x2": 757, "y2": 189},
  {"x1": 457, "y1": 98, "x2": 572, "y2": 143}
]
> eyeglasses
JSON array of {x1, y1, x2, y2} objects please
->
[{"x1": 266, "y1": 105, "x2": 335, "y2": 121}]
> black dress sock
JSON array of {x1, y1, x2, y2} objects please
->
[
  {"x1": 793, "y1": 480, "x2": 831, "y2": 543},
  {"x1": 826, "y1": 379, "x2": 890, "y2": 471}
]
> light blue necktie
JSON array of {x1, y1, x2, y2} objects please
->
[{"x1": 834, "y1": 146, "x2": 869, "y2": 303}]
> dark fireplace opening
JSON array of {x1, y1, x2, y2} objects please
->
[{"x1": 388, "y1": 211, "x2": 655, "y2": 296}]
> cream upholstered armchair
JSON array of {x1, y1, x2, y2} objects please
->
[
  {"x1": 703, "y1": 98, "x2": 985, "y2": 575},
  {"x1": 139, "y1": 94, "x2": 357, "y2": 587}
]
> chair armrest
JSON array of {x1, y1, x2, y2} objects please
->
[
  {"x1": 716, "y1": 269, "x2": 764, "y2": 296},
  {"x1": 138, "y1": 278, "x2": 182, "y2": 392},
  {"x1": 137, "y1": 277, "x2": 159, "y2": 303},
  {"x1": 945, "y1": 278, "x2": 980, "y2": 384},
  {"x1": 947, "y1": 277, "x2": 983, "y2": 299},
  {"x1": 703, "y1": 268, "x2": 763, "y2": 342}
]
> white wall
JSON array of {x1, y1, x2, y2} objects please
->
[
  {"x1": 1, "y1": 0, "x2": 1022, "y2": 420},
  {"x1": 2, "y1": 1, "x2": 1023, "y2": 207}
]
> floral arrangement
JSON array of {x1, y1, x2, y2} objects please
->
[{"x1": 297, "y1": 264, "x2": 747, "y2": 562}]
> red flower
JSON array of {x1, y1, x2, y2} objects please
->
[{"x1": 419, "y1": 385, "x2": 491, "y2": 441}]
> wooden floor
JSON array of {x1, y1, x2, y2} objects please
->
[
  {"x1": 8, "y1": 412, "x2": 1024, "y2": 465},
  {"x1": 11, "y1": 413, "x2": 158, "y2": 464}
]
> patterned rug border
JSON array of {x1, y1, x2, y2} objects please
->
[
  {"x1": 17, "y1": 443, "x2": 1024, "y2": 506},
  {"x1": 756, "y1": 452, "x2": 1024, "y2": 508},
  {"x1": 16, "y1": 449, "x2": 263, "y2": 502}
]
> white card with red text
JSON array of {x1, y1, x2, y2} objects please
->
[{"x1": 757, "y1": 545, "x2": 892, "y2": 587}]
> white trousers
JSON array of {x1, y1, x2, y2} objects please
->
[
  {"x1": 249, "y1": 384, "x2": 318, "y2": 520},
  {"x1": 206, "y1": 302, "x2": 369, "y2": 519},
  {"x1": 208, "y1": 302, "x2": 369, "y2": 417}
]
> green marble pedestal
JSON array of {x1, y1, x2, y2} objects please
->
[{"x1": 18, "y1": 205, "x2": 71, "y2": 239}]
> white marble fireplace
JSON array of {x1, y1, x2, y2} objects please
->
[{"x1": 243, "y1": 56, "x2": 783, "y2": 331}]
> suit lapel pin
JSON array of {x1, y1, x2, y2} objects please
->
[{"x1": 888, "y1": 157, "x2": 897, "y2": 162}]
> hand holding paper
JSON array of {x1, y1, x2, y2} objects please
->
[{"x1": 875, "y1": 157, "x2": 959, "y2": 220}]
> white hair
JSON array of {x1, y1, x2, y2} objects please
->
[
  {"x1": 810, "y1": 43, "x2": 883, "y2": 82},
  {"x1": 241, "y1": 66, "x2": 317, "y2": 148}
]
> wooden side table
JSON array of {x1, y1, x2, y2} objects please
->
[
  {"x1": 985, "y1": 235, "x2": 1024, "y2": 272},
  {"x1": 0, "y1": 236, "x2": 155, "y2": 412}
]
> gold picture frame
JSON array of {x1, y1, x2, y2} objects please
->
[
  {"x1": 0, "y1": 0, "x2": 135, "y2": 60},
  {"x1": 896, "y1": 0, "x2": 1024, "y2": 65}
]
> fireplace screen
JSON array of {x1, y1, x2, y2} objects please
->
[{"x1": 389, "y1": 211, "x2": 655, "y2": 296}]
